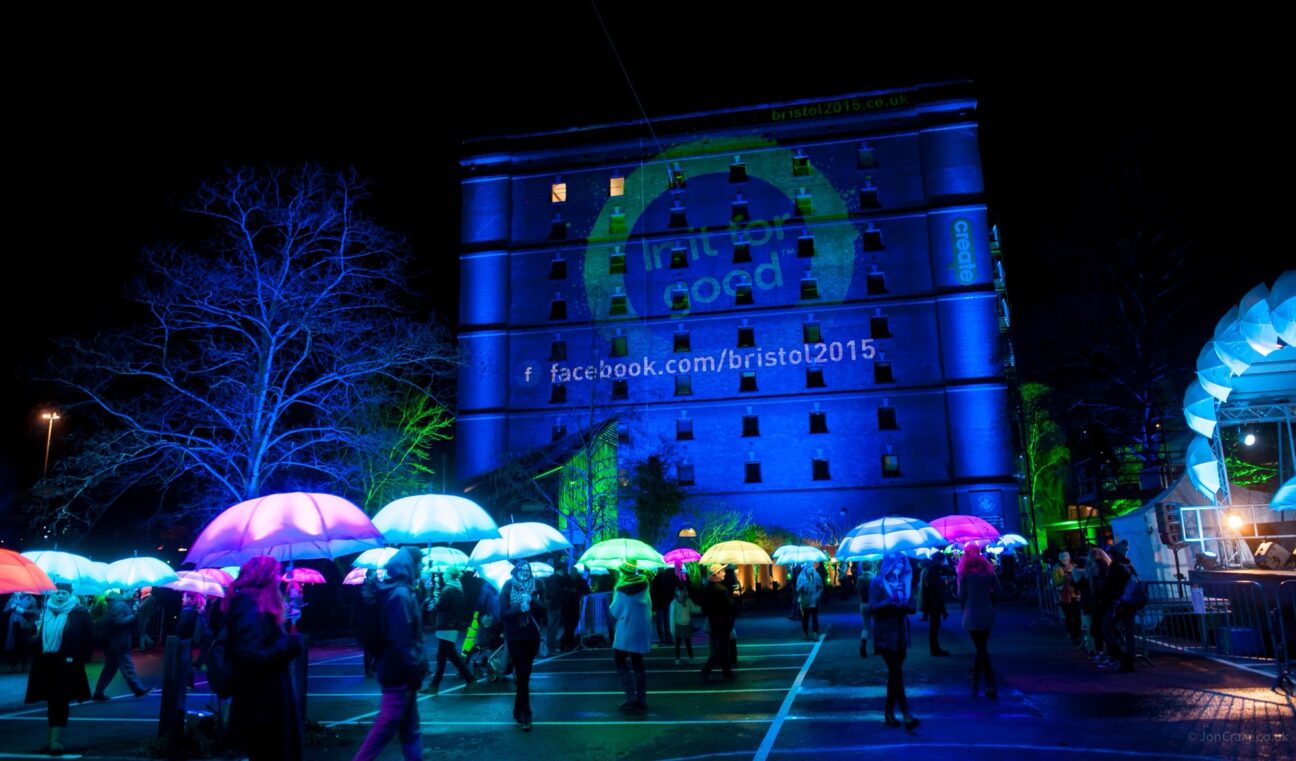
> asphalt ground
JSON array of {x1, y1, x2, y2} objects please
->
[{"x1": 0, "y1": 596, "x2": 1291, "y2": 760}]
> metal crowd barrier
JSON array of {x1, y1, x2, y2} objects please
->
[
  {"x1": 1134, "y1": 580, "x2": 1279, "y2": 667},
  {"x1": 576, "y1": 591, "x2": 612, "y2": 641},
  {"x1": 1276, "y1": 580, "x2": 1295, "y2": 695},
  {"x1": 1032, "y1": 570, "x2": 1062, "y2": 629}
]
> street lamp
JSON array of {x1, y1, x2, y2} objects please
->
[{"x1": 40, "y1": 411, "x2": 60, "y2": 477}]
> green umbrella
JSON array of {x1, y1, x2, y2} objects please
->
[{"x1": 577, "y1": 538, "x2": 667, "y2": 570}]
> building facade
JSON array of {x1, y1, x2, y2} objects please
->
[{"x1": 458, "y1": 82, "x2": 1019, "y2": 536}]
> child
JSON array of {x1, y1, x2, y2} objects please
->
[{"x1": 669, "y1": 586, "x2": 702, "y2": 665}]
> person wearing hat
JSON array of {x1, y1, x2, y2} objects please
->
[
  {"x1": 1100, "y1": 540, "x2": 1137, "y2": 673},
  {"x1": 25, "y1": 582, "x2": 93, "y2": 755},
  {"x1": 609, "y1": 560, "x2": 652, "y2": 710},
  {"x1": 500, "y1": 560, "x2": 546, "y2": 731},
  {"x1": 92, "y1": 589, "x2": 149, "y2": 700},
  {"x1": 700, "y1": 564, "x2": 736, "y2": 681}
]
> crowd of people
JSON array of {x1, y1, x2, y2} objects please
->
[{"x1": 1048, "y1": 539, "x2": 1145, "y2": 673}]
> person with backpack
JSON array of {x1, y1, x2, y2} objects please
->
[
  {"x1": 92, "y1": 589, "x2": 149, "y2": 700},
  {"x1": 25, "y1": 582, "x2": 93, "y2": 756},
  {"x1": 354, "y1": 548, "x2": 428, "y2": 760},
  {"x1": 795, "y1": 562, "x2": 824, "y2": 640},
  {"x1": 1101, "y1": 540, "x2": 1140, "y2": 673},
  {"x1": 225, "y1": 556, "x2": 305, "y2": 761},
  {"x1": 958, "y1": 543, "x2": 1002, "y2": 699},
  {"x1": 423, "y1": 566, "x2": 476, "y2": 695}
]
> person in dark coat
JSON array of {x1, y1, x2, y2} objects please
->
[
  {"x1": 5, "y1": 592, "x2": 38, "y2": 672},
  {"x1": 958, "y1": 544, "x2": 1002, "y2": 698},
  {"x1": 424, "y1": 566, "x2": 475, "y2": 694},
  {"x1": 355, "y1": 548, "x2": 427, "y2": 760},
  {"x1": 25, "y1": 583, "x2": 92, "y2": 755},
  {"x1": 358, "y1": 569, "x2": 381, "y2": 678},
  {"x1": 870, "y1": 554, "x2": 918, "y2": 731},
  {"x1": 92, "y1": 590, "x2": 149, "y2": 699},
  {"x1": 1101, "y1": 540, "x2": 1137, "y2": 673},
  {"x1": 649, "y1": 564, "x2": 678, "y2": 645},
  {"x1": 700, "y1": 565, "x2": 736, "y2": 681},
  {"x1": 174, "y1": 592, "x2": 208, "y2": 689},
  {"x1": 500, "y1": 560, "x2": 547, "y2": 731},
  {"x1": 856, "y1": 561, "x2": 875, "y2": 657},
  {"x1": 225, "y1": 556, "x2": 304, "y2": 761},
  {"x1": 918, "y1": 553, "x2": 951, "y2": 656}
]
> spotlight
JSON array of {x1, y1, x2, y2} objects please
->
[
  {"x1": 1243, "y1": 433, "x2": 1256, "y2": 447},
  {"x1": 1226, "y1": 514, "x2": 1244, "y2": 531}
]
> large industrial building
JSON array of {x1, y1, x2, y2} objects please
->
[{"x1": 458, "y1": 82, "x2": 1019, "y2": 541}]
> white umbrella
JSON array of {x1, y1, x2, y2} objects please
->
[
  {"x1": 343, "y1": 567, "x2": 386, "y2": 585},
  {"x1": 20, "y1": 551, "x2": 108, "y2": 595},
  {"x1": 774, "y1": 546, "x2": 828, "y2": 565},
  {"x1": 699, "y1": 541, "x2": 772, "y2": 566},
  {"x1": 352, "y1": 547, "x2": 400, "y2": 570},
  {"x1": 1196, "y1": 344, "x2": 1232, "y2": 402},
  {"x1": 1213, "y1": 308, "x2": 1261, "y2": 376},
  {"x1": 837, "y1": 517, "x2": 946, "y2": 560},
  {"x1": 468, "y1": 522, "x2": 572, "y2": 566},
  {"x1": 1186, "y1": 435, "x2": 1221, "y2": 499},
  {"x1": 477, "y1": 560, "x2": 554, "y2": 591},
  {"x1": 1238, "y1": 283, "x2": 1281, "y2": 356},
  {"x1": 373, "y1": 495, "x2": 501, "y2": 545},
  {"x1": 996, "y1": 534, "x2": 1029, "y2": 549},
  {"x1": 163, "y1": 571, "x2": 226, "y2": 598},
  {"x1": 106, "y1": 556, "x2": 179, "y2": 589},
  {"x1": 1268, "y1": 270, "x2": 1296, "y2": 345},
  {"x1": 422, "y1": 547, "x2": 470, "y2": 570},
  {"x1": 1182, "y1": 382, "x2": 1217, "y2": 439}
]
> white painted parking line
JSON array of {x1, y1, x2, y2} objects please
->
[
  {"x1": 752, "y1": 634, "x2": 824, "y2": 761},
  {"x1": 435, "y1": 688, "x2": 787, "y2": 696},
  {"x1": 532, "y1": 667, "x2": 802, "y2": 676},
  {"x1": 309, "y1": 653, "x2": 365, "y2": 665}
]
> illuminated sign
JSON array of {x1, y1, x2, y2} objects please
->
[{"x1": 949, "y1": 217, "x2": 977, "y2": 285}]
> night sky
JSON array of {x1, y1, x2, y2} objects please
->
[{"x1": 2, "y1": 8, "x2": 1284, "y2": 544}]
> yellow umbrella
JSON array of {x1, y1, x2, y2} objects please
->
[{"x1": 699, "y1": 540, "x2": 772, "y2": 566}]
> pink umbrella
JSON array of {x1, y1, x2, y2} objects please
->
[
  {"x1": 930, "y1": 515, "x2": 1000, "y2": 545},
  {"x1": 343, "y1": 567, "x2": 384, "y2": 585},
  {"x1": 193, "y1": 567, "x2": 234, "y2": 586},
  {"x1": 185, "y1": 492, "x2": 384, "y2": 568},
  {"x1": 663, "y1": 548, "x2": 702, "y2": 564},
  {"x1": 282, "y1": 567, "x2": 326, "y2": 584}
]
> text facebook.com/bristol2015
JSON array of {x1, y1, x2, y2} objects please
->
[{"x1": 528, "y1": 339, "x2": 878, "y2": 385}]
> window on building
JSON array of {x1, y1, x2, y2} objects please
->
[
  {"x1": 870, "y1": 315, "x2": 892, "y2": 338},
  {"x1": 548, "y1": 297, "x2": 567, "y2": 321},
  {"x1": 729, "y1": 156, "x2": 747, "y2": 183},
  {"x1": 670, "y1": 285, "x2": 689, "y2": 311},
  {"x1": 731, "y1": 193, "x2": 750, "y2": 223},
  {"x1": 669, "y1": 198, "x2": 688, "y2": 228},
  {"x1": 797, "y1": 232, "x2": 816, "y2": 258},
  {"x1": 800, "y1": 276, "x2": 820, "y2": 300},
  {"x1": 864, "y1": 223, "x2": 885, "y2": 251},
  {"x1": 877, "y1": 405, "x2": 898, "y2": 430},
  {"x1": 735, "y1": 280, "x2": 754, "y2": 306},
  {"x1": 867, "y1": 271, "x2": 888, "y2": 295},
  {"x1": 806, "y1": 367, "x2": 826, "y2": 388},
  {"x1": 611, "y1": 335, "x2": 628, "y2": 357},
  {"x1": 549, "y1": 213, "x2": 567, "y2": 241},
  {"x1": 857, "y1": 143, "x2": 878, "y2": 169},
  {"x1": 792, "y1": 152, "x2": 811, "y2": 177},
  {"x1": 677, "y1": 462, "x2": 695, "y2": 485},
  {"x1": 609, "y1": 176, "x2": 624, "y2": 197},
  {"x1": 741, "y1": 414, "x2": 760, "y2": 437},
  {"x1": 673, "y1": 330, "x2": 691, "y2": 353},
  {"x1": 860, "y1": 181, "x2": 880, "y2": 209},
  {"x1": 803, "y1": 321, "x2": 823, "y2": 344},
  {"x1": 549, "y1": 384, "x2": 567, "y2": 404},
  {"x1": 809, "y1": 411, "x2": 828, "y2": 434},
  {"x1": 611, "y1": 379, "x2": 629, "y2": 400},
  {"x1": 551, "y1": 423, "x2": 567, "y2": 441},
  {"x1": 674, "y1": 375, "x2": 692, "y2": 396},
  {"x1": 669, "y1": 162, "x2": 686, "y2": 190},
  {"x1": 670, "y1": 243, "x2": 689, "y2": 269},
  {"x1": 812, "y1": 457, "x2": 831, "y2": 481},
  {"x1": 881, "y1": 454, "x2": 901, "y2": 477},
  {"x1": 609, "y1": 248, "x2": 626, "y2": 275},
  {"x1": 739, "y1": 371, "x2": 758, "y2": 393},
  {"x1": 609, "y1": 293, "x2": 628, "y2": 316},
  {"x1": 609, "y1": 206, "x2": 626, "y2": 235},
  {"x1": 874, "y1": 361, "x2": 895, "y2": 384},
  {"x1": 676, "y1": 417, "x2": 694, "y2": 440},
  {"x1": 550, "y1": 182, "x2": 567, "y2": 203},
  {"x1": 795, "y1": 188, "x2": 814, "y2": 217},
  {"x1": 737, "y1": 326, "x2": 756, "y2": 348},
  {"x1": 549, "y1": 340, "x2": 567, "y2": 362},
  {"x1": 617, "y1": 422, "x2": 631, "y2": 444},
  {"x1": 548, "y1": 257, "x2": 567, "y2": 280},
  {"x1": 733, "y1": 239, "x2": 751, "y2": 263},
  {"x1": 744, "y1": 461, "x2": 762, "y2": 483}
]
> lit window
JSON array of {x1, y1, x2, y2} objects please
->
[
  {"x1": 609, "y1": 176, "x2": 624, "y2": 197},
  {"x1": 675, "y1": 375, "x2": 692, "y2": 396},
  {"x1": 882, "y1": 454, "x2": 901, "y2": 477},
  {"x1": 806, "y1": 367, "x2": 825, "y2": 388},
  {"x1": 550, "y1": 182, "x2": 567, "y2": 203},
  {"x1": 877, "y1": 406, "x2": 898, "y2": 430},
  {"x1": 609, "y1": 248, "x2": 626, "y2": 274},
  {"x1": 737, "y1": 326, "x2": 756, "y2": 348},
  {"x1": 677, "y1": 462, "x2": 695, "y2": 485},
  {"x1": 676, "y1": 418, "x2": 694, "y2": 440},
  {"x1": 673, "y1": 331, "x2": 691, "y2": 353},
  {"x1": 874, "y1": 361, "x2": 895, "y2": 384},
  {"x1": 549, "y1": 384, "x2": 567, "y2": 404},
  {"x1": 611, "y1": 380, "x2": 629, "y2": 400},
  {"x1": 870, "y1": 315, "x2": 892, "y2": 338},
  {"x1": 739, "y1": 372, "x2": 758, "y2": 393},
  {"x1": 812, "y1": 457, "x2": 831, "y2": 481},
  {"x1": 611, "y1": 335, "x2": 628, "y2": 357},
  {"x1": 744, "y1": 461, "x2": 762, "y2": 483},
  {"x1": 609, "y1": 294, "x2": 629, "y2": 316},
  {"x1": 803, "y1": 321, "x2": 823, "y2": 344},
  {"x1": 809, "y1": 411, "x2": 828, "y2": 434},
  {"x1": 741, "y1": 415, "x2": 760, "y2": 437}
]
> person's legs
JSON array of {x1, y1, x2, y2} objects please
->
[
  {"x1": 118, "y1": 649, "x2": 147, "y2": 693},
  {"x1": 1101, "y1": 608, "x2": 1123, "y2": 661},
  {"x1": 615, "y1": 649, "x2": 635, "y2": 706},
  {"x1": 396, "y1": 687, "x2": 423, "y2": 761},
  {"x1": 801, "y1": 606, "x2": 810, "y2": 636},
  {"x1": 510, "y1": 638, "x2": 539, "y2": 726},
  {"x1": 631, "y1": 652, "x2": 646, "y2": 706},
  {"x1": 810, "y1": 606, "x2": 819, "y2": 635},
  {"x1": 352, "y1": 687, "x2": 405, "y2": 761},
  {"x1": 1118, "y1": 609, "x2": 1137, "y2": 670},
  {"x1": 674, "y1": 633, "x2": 682, "y2": 660},
  {"x1": 46, "y1": 696, "x2": 69, "y2": 752},
  {"x1": 970, "y1": 630, "x2": 995, "y2": 695},
  {"x1": 683, "y1": 630, "x2": 694, "y2": 659},
  {"x1": 94, "y1": 651, "x2": 121, "y2": 697}
]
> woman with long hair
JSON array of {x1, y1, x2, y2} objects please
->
[
  {"x1": 869, "y1": 554, "x2": 918, "y2": 730},
  {"x1": 957, "y1": 543, "x2": 1002, "y2": 698},
  {"x1": 25, "y1": 583, "x2": 93, "y2": 755},
  {"x1": 500, "y1": 561, "x2": 546, "y2": 731},
  {"x1": 225, "y1": 556, "x2": 304, "y2": 761}
]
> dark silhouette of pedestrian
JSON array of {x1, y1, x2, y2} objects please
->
[
  {"x1": 919, "y1": 554, "x2": 951, "y2": 656},
  {"x1": 870, "y1": 554, "x2": 918, "y2": 730},
  {"x1": 25, "y1": 582, "x2": 93, "y2": 755},
  {"x1": 425, "y1": 566, "x2": 476, "y2": 694},
  {"x1": 500, "y1": 561, "x2": 547, "y2": 731},
  {"x1": 92, "y1": 590, "x2": 149, "y2": 699},
  {"x1": 700, "y1": 565, "x2": 735, "y2": 681},
  {"x1": 958, "y1": 543, "x2": 1002, "y2": 698}
]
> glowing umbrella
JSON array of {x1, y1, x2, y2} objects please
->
[
  {"x1": 773, "y1": 546, "x2": 828, "y2": 565},
  {"x1": 996, "y1": 534, "x2": 1029, "y2": 549},
  {"x1": 106, "y1": 556, "x2": 179, "y2": 589},
  {"x1": 1271, "y1": 475, "x2": 1296, "y2": 511},
  {"x1": 930, "y1": 515, "x2": 1001, "y2": 545},
  {"x1": 662, "y1": 548, "x2": 701, "y2": 565},
  {"x1": 699, "y1": 541, "x2": 772, "y2": 566},
  {"x1": 468, "y1": 522, "x2": 572, "y2": 566},
  {"x1": 352, "y1": 547, "x2": 400, "y2": 570},
  {"x1": 1269, "y1": 270, "x2": 1296, "y2": 345},
  {"x1": 194, "y1": 567, "x2": 234, "y2": 586},
  {"x1": 1187, "y1": 435, "x2": 1221, "y2": 499},
  {"x1": 21, "y1": 551, "x2": 108, "y2": 595},
  {"x1": 343, "y1": 567, "x2": 385, "y2": 585},
  {"x1": 0, "y1": 550, "x2": 56, "y2": 594},
  {"x1": 1213, "y1": 308, "x2": 1261, "y2": 376},
  {"x1": 422, "y1": 547, "x2": 470, "y2": 570},
  {"x1": 163, "y1": 571, "x2": 226, "y2": 598},
  {"x1": 1196, "y1": 344, "x2": 1233, "y2": 402},
  {"x1": 577, "y1": 538, "x2": 666, "y2": 570},
  {"x1": 477, "y1": 560, "x2": 554, "y2": 591},
  {"x1": 220, "y1": 566, "x2": 241, "y2": 580},
  {"x1": 185, "y1": 492, "x2": 384, "y2": 568},
  {"x1": 838, "y1": 517, "x2": 946, "y2": 560},
  {"x1": 574, "y1": 563, "x2": 610, "y2": 576},
  {"x1": 1238, "y1": 283, "x2": 1281, "y2": 356},
  {"x1": 282, "y1": 568, "x2": 326, "y2": 584},
  {"x1": 1183, "y1": 382, "x2": 1218, "y2": 440},
  {"x1": 373, "y1": 495, "x2": 501, "y2": 545}
]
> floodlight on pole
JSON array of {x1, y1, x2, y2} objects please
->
[
  {"x1": 40, "y1": 411, "x2": 61, "y2": 477},
  {"x1": 1242, "y1": 432, "x2": 1256, "y2": 447}
]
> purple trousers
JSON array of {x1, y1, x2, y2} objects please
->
[{"x1": 352, "y1": 686, "x2": 422, "y2": 761}]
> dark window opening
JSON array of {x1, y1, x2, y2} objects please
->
[
  {"x1": 669, "y1": 202, "x2": 688, "y2": 228},
  {"x1": 737, "y1": 326, "x2": 756, "y2": 348},
  {"x1": 731, "y1": 199, "x2": 750, "y2": 223},
  {"x1": 806, "y1": 367, "x2": 826, "y2": 388},
  {"x1": 609, "y1": 251, "x2": 626, "y2": 274},
  {"x1": 741, "y1": 415, "x2": 760, "y2": 437},
  {"x1": 611, "y1": 335, "x2": 628, "y2": 357},
  {"x1": 549, "y1": 384, "x2": 567, "y2": 404},
  {"x1": 874, "y1": 361, "x2": 895, "y2": 383},
  {"x1": 611, "y1": 380, "x2": 629, "y2": 400},
  {"x1": 744, "y1": 462, "x2": 762, "y2": 483},
  {"x1": 676, "y1": 418, "x2": 694, "y2": 440},
  {"x1": 801, "y1": 278, "x2": 820, "y2": 300},
  {"x1": 864, "y1": 225, "x2": 885, "y2": 251},
  {"x1": 882, "y1": 454, "x2": 901, "y2": 477},
  {"x1": 870, "y1": 316, "x2": 892, "y2": 338},
  {"x1": 860, "y1": 185, "x2": 880, "y2": 209},
  {"x1": 803, "y1": 322, "x2": 823, "y2": 343},
  {"x1": 670, "y1": 245, "x2": 689, "y2": 268},
  {"x1": 549, "y1": 217, "x2": 568, "y2": 240},
  {"x1": 739, "y1": 372, "x2": 758, "y2": 393},
  {"x1": 792, "y1": 155, "x2": 811, "y2": 176},
  {"x1": 797, "y1": 234, "x2": 816, "y2": 258},
  {"x1": 548, "y1": 299, "x2": 567, "y2": 320},
  {"x1": 809, "y1": 411, "x2": 828, "y2": 434},
  {"x1": 857, "y1": 146, "x2": 878, "y2": 169},
  {"x1": 551, "y1": 424, "x2": 567, "y2": 441},
  {"x1": 877, "y1": 406, "x2": 898, "y2": 430},
  {"x1": 867, "y1": 272, "x2": 888, "y2": 295},
  {"x1": 733, "y1": 241, "x2": 751, "y2": 263},
  {"x1": 812, "y1": 458, "x2": 831, "y2": 481},
  {"x1": 609, "y1": 294, "x2": 629, "y2": 316},
  {"x1": 677, "y1": 463, "x2": 695, "y2": 485},
  {"x1": 548, "y1": 258, "x2": 567, "y2": 279},
  {"x1": 549, "y1": 341, "x2": 567, "y2": 362},
  {"x1": 674, "y1": 375, "x2": 692, "y2": 396},
  {"x1": 729, "y1": 161, "x2": 747, "y2": 183},
  {"x1": 673, "y1": 331, "x2": 691, "y2": 353},
  {"x1": 670, "y1": 288, "x2": 689, "y2": 311},
  {"x1": 735, "y1": 282, "x2": 754, "y2": 305}
]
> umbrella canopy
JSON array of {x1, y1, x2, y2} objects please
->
[
  {"x1": 422, "y1": 547, "x2": 470, "y2": 570},
  {"x1": 1271, "y1": 475, "x2": 1296, "y2": 510},
  {"x1": 352, "y1": 547, "x2": 400, "y2": 570},
  {"x1": 107, "y1": 556, "x2": 179, "y2": 589},
  {"x1": 578, "y1": 539, "x2": 667, "y2": 570},
  {"x1": 1186, "y1": 435, "x2": 1221, "y2": 499},
  {"x1": 573, "y1": 563, "x2": 610, "y2": 575},
  {"x1": 220, "y1": 566, "x2": 241, "y2": 580},
  {"x1": 185, "y1": 492, "x2": 384, "y2": 568},
  {"x1": 838, "y1": 517, "x2": 946, "y2": 560},
  {"x1": 163, "y1": 571, "x2": 226, "y2": 598},
  {"x1": 773, "y1": 546, "x2": 828, "y2": 565},
  {"x1": 21, "y1": 551, "x2": 108, "y2": 595},
  {"x1": 699, "y1": 541, "x2": 772, "y2": 566},
  {"x1": 373, "y1": 495, "x2": 501, "y2": 545},
  {"x1": 1183, "y1": 382, "x2": 1218, "y2": 440},
  {"x1": 343, "y1": 567, "x2": 385, "y2": 585},
  {"x1": 1238, "y1": 283, "x2": 1281, "y2": 356},
  {"x1": 282, "y1": 568, "x2": 326, "y2": 584},
  {"x1": 996, "y1": 533, "x2": 1029, "y2": 549},
  {"x1": 477, "y1": 560, "x2": 554, "y2": 591},
  {"x1": 193, "y1": 567, "x2": 234, "y2": 586},
  {"x1": 1270, "y1": 270, "x2": 1296, "y2": 345},
  {"x1": 1196, "y1": 344, "x2": 1233, "y2": 402},
  {"x1": 662, "y1": 548, "x2": 701, "y2": 564},
  {"x1": 930, "y1": 515, "x2": 1001, "y2": 545},
  {"x1": 468, "y1": 522, "x2": 572, "y2": 566},
  {"x1": 0, "y1": 550, "x2": 56, "y2": 595}
]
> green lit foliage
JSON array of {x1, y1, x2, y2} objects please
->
[
  {"x1": 1108, "y1": 498, "x2": 1143, "y2": 517},
  {"x1": 692, "y1": 503, "x2": 758, "y2": 551},
  {"x1": 1021, "y1": 383, "x2": 1070, "y2": 544},
  {"x1": 354, "y1": 391, "x2": 454, "y2": 513},
  {"x1": 1223, "y1": 455, "x2": 1278, "y2": 488},
  {"x1": 557, "y1": 425, "x2": 620, "y2": 547}
]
